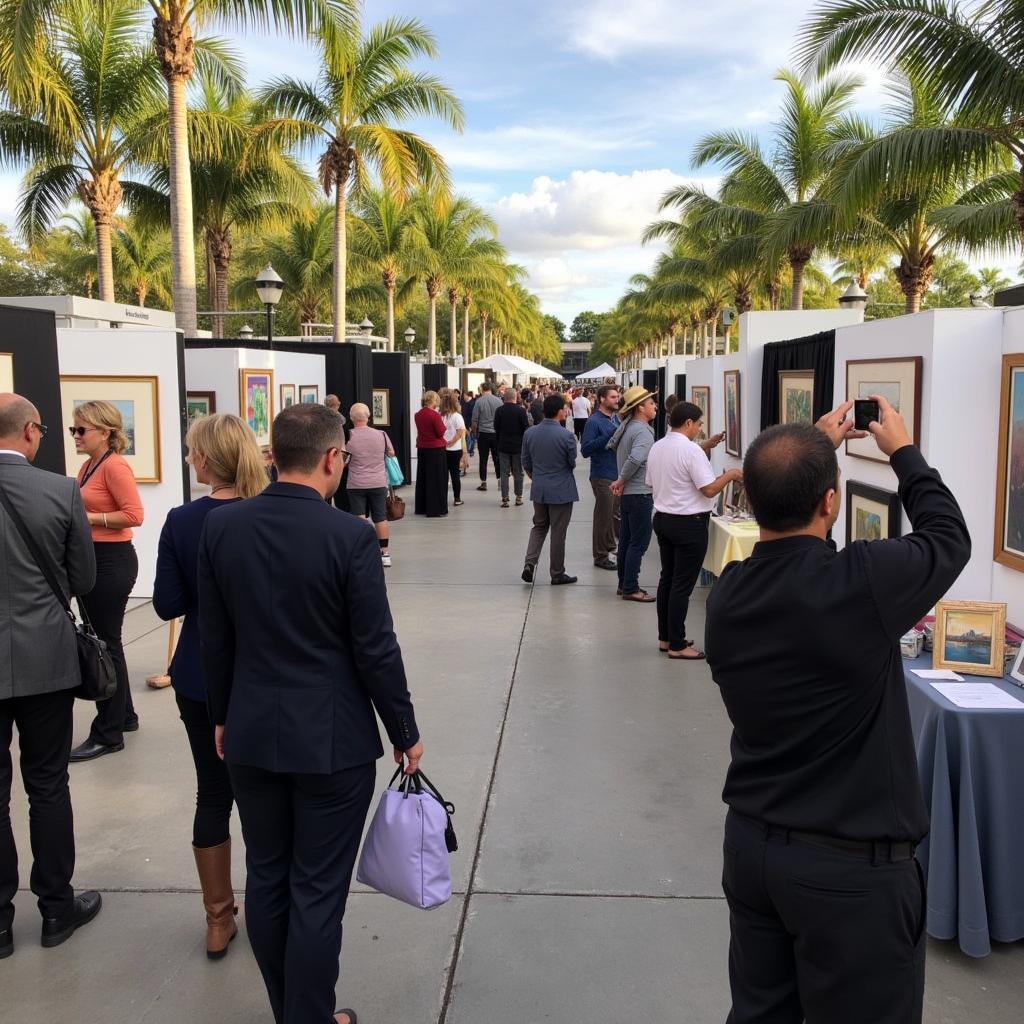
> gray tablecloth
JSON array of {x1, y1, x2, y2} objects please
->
[{"x1": 905, "y1": 655, "x2": 1024, "y2": 957}]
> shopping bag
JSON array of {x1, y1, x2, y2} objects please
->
[
  {"x1": 385, "y1": 454, "x2": 404, "y2": 488},
  {"x1": 385, "y1": 487, "x2": 405, "y2": 522},
  {"x1": 357, "y1": 767, "x2": 457, "y2": 909}
]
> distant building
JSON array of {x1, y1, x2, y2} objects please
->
[{"x1": 560, "y1": 341, "x2": 590, "y2": 378}]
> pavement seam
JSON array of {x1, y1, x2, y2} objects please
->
[{"x1": 436, "y1": 580, "x2": 535, "y2": 1024}]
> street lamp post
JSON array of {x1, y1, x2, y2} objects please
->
[
  {"x1": 359, "y1": 316, "x2": 374, "y2": 337},
  {"x1": 255, "y1": 264, "x2": 284, "y2": 348},
  {"x1": 238, "y1": 324, "x2": 254, "y2": 341},
  {"x1": 838, "y1": 281, "x2": 868, "y2": 314},
  {"x1": 404, "y1": 326, "x2": 416, "y2": 352}
]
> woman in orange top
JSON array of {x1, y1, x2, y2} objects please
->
[{"x1": 68, "y1": 400, "x2": 145, "y2": 762}]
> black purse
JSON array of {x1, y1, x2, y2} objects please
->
[{"x1": 0, "y1": 481, "x2": 117, "y2": 702}]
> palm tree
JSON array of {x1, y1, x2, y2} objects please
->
[
  {"x1": 261, "y1": 16, "x2": 464, "y2": 342},
  {"x1": 53, "y1": 208, "x2": 98, "y2": 298},
  {"x1": 112, "y1": 218, "x2": 172, "y2": 307},
  {"x1": 976, "y1": 266, "x2": 1012, "y2": 301},
  {"x1": 690, "y1": 69, "x2": 862, "y2": 309}
]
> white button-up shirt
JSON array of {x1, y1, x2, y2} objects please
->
[{"x1": 646, "y1": 432, "x2": 716, "y2": 515}]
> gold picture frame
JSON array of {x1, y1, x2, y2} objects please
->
[
  {"x1": 724, "y1": 370, "x2": 741, "y2": 457},
  {"x1": 933, "y1": 600, "x2": 1007, "y2": 678},
  {"x1": 240, "y1": 368, "x2": 274, "y2": 447},
  {"x1": 691, "y1": 385, "x2": 709, "y2": 441},
  {"x1": 372, "y1": 387, "x2": 391, "y2": 426},
  {"x1": 778, "y1": 370, "x2": 815, "y2": 425},
  {"x1": 994, "y1": 353, "x2": 1024, "y2": 572},
  {"x1": 60, "y1": 375, "x2": 161, "y2": 484}
]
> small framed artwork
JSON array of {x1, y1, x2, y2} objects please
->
[
  {"x1": 280, "y1": 384, "x2": 296, "y2": 409},
  {"x1": 240, "y1": 368, "x2": 274, "y2": 447},
  {"x1": 933, "y1": 600, "x2": 1007, "y2": 677},
  {"x1": 691, "y1": 385, "x2": 710, "y2": 441},
  {"x1": 778, "y1": 370, "x2": 815, "y2": 425},
  {"x1": 0, "y1": 352, "x2": 13, "y2": 392},
  {"x1": 724, "y1": 370, "x2": 741, "y2": 457},
  {"x1": 61, "y1": 375, "x2": 162, "y2": 483},
  {"x1": 186, "y1": 391, "x2": 216, "y2": 426},
  {"x1": 299, "y1": 385, "x2": 319, "y2": 405},
  {"x1": 372, "y1": 387, "x2": 391, "y2": 426},
  {"x1": 845, "y1": 481, "x2": 901, "y2": 545},
  {"x1": 994, "y1": 354, "x2": 1024, "y2": 572},
  {"x1": 846, "y1": 357, "x2": 922, "y2": 463}
]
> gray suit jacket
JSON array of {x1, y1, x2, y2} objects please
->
[
  {"x1": 521, "y1": 420, "x2": 579, "y2": 505},
  {"x1": 0, "y1": 453, "x2": 95, "y2": 699}
]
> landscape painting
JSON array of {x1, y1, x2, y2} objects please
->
[
  {"x1": 299, "y1": 385, "x2": 319, "y2": 405},
  {"x1": 845, "y1": 481, "x2": 901, "y2": 547},
  {"x1": 73, "y1": 398, "x2": 138, "y2": 456},
  {"x1": 855, "y1": 507, "x2": 882, "y2": 541},
  {"x1": 240, "y1": 369, "x2": 273, "y2": 447},
  {"x1": 778, "y1": 370, "x2": 814, "y2": 425},
  {"x1": 186, "y1": 391, "x2": 215, "y2": 426},
  {"x1": 691, "y1": 385, "x2": 709, "y2": 441},
  {"x1": 933, "y1": 601, "x2": 1006, "y2": 677},
  {"x1": 995, "y1": 357, "x2": 1024, "y2": 571},
  {"x1": 724, "y1": 371, "x2": 741, "y2": 456},
  {"x1": 846, "y1": 357, "x2": 922, "y2": 463}
]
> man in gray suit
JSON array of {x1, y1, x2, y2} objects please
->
[
  {"x1": 521, "y1": 393, "x2": 579, "y2": 585},
  {"x1": 0, "y1": 394, "x2": 100, "y2": 958}
]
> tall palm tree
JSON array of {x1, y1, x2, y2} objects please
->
[
  {"x1": 261, "y1": 16, "x2": 463, "y2": 342},
  {"x1": 112, "y1": 218, "x2": 172, "y2": 307},
  {"x1": 54, "y1": 208, "x2": 98, "y2": 298}
]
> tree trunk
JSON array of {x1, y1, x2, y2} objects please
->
[
  {"x1": 427, "y1": 282, "x2": 438, "y2": 362},
  {"x1": 166, "y1": 74, "x2": 197, "y2": 335},
  {"x1": 386, "y1": 285, "x2": 395, "y2": 351},
  {"x1": 735, "y1": 284, "x2": 753, "y2": 315},
  {"x1": 85, "y1": 273, "x2": 94, "y2": 300},
  {"x1": 788, "y1": 246, "x2": 814, "y2": 310},
  {"x1": 1014, "y1": 159, "x2": 1024, "y2": 247},
  {"x1": 333, "y1": 180, "x2": 347, "y2": 342},
  {"x1": 448, "y1": 288, "x2": 458, "y2": 360},
  {"x1": 209, "y1": 226, "x2": 232, "y2": 339},
  {"x1": 462, "y1": 298, "x2": 471, "y2": 363},
  {"x1": 204, "y1": 233, "x2": 216, "y2": 320},
  {"x1": 135, "y1": 282, "x2": 148, "y2": 307},
  {"x1": 481, "y1": 314, "x2": 489, "y2": 358},
  {"x1": 894, "y1": 256, "x2": 934, "y2": 315},
  {"x1": 78, "y1": 173, "x2": 121, "y2": 304}
]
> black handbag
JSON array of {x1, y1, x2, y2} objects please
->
[{"x1": 0, "y1": 481, "x2": 117, "y2": 702}]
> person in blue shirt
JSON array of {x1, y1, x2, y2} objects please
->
[
  {"x1": 153, "y1": 413, "x2": 267, "y2": 961},
  {"x1": 580, "y1": 384, "x2": 621, "y2": 570}
]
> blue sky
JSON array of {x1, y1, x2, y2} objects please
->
[{"x1": 2, "y1": 0, "x2": 1010, "y2": 320}]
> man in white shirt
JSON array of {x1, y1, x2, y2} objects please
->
[
  {"x1": 571, "y1": 391, "x2": 591, "y2": 443},
  {"x1": 646, "y1": 401, "x2": 739, "y2": 660}
]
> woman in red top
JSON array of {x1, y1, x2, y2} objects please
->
[
  {"x1": 414, "y1": 390, "x2": 448, "y2": 517},
  {"x1": 68, "y1": 400, "x2": 145, "y2": 762}
]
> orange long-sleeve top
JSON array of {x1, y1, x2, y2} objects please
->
[{"x1": 76, "y1": 452, "x2": 145, "y2": 542}]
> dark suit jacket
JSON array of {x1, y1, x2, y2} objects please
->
[
  {"x1": 0, "y1": 452, "x2": 95, "y2": 699},
  {"x1": 198, "y1": 482, "x2": 419, "y2": 774},
  {"x1": 521, "y1": 419, "x2": 579, "y2": 505}
]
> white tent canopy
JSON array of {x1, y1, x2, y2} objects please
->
[
  {"x1": 463, "y1": 354, "x2": 564, "y2": 379},
  {"x1": 574, "y1": 361, "x2": 618, "y2": 381}
]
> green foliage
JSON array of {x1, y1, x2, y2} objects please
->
[{"x1": 543, "y1": 314, "x2": 566, "y2": 344}]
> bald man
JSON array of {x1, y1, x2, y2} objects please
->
[{"x1": 0, "y1": 394, "x2": 101, "y2": 957}]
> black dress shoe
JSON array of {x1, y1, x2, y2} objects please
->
[
  {"x1": 551, "y1": 574, "x2": 578, "y2": 586},
  {"x1": 41, "y1": 891, "x2": 102, "y2": 948},
  {"x1": 521, "y1": 563, "x2": 535, "y2": 583},
  {"x1": 594, "y1": 558, "x2": 617, "y2": 570},
  {"x1": 123, "y1": 717, "x2": 139, "y2": 733},
  {"x1": 0, "y1": 926, "x2": 12, "y2": 959},
  {"x1": 69, "y1": 739, "x2": 124, "y2": 763}
]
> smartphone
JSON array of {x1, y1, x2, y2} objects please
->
[{"x1": 854, "y1": 399, "x2": 879, "y2": 431}]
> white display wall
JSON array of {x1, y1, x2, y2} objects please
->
[
  {"x1": 407, "y1": 361, "x2": 424, "y2": 482},
  {"x1": 56, "y1": 326, "x2": 186, "y2": 598}
]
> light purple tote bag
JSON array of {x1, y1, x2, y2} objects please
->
[{"x1": 357, "y1": 768, "x2": 457, "y2": 910}]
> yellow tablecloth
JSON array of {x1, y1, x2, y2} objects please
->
[{"x1": 703, "y1": 517, "x2": 761, "y2": 576}]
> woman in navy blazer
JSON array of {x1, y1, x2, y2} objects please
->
[{"x1": 153, "y1": 414, "x2": 266, "y2": 960}]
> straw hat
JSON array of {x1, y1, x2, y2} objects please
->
[{"x1": 618, "y1": 385, "x2": 658, "y2": 416}]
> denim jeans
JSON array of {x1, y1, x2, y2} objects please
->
[{"x1": 617, "y1": 493, "x2": 654, "y2": 595}]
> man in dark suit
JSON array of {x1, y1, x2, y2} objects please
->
[
  {"x1": 520, "y1": 393, "x2": 579, "y2": 585},
  {"x1": 199, "y1": 403, "x2": 423, "y2": 1024},
  {"x1": 0, "y1": 393, "x2": 100, "y2": 958},
  {"x1": 706, "y1": 396, "x2": 971, "y2": 1024}
]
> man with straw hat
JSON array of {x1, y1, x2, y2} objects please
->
[{"x1": 608, "y1": 385, "x2": 659, "y2": 602}]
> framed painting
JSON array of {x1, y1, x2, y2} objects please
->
[
  {"x1": 778, "y1": 370, "x2": 815, "y2": 425},
  {"x1": 240, "y1": 368, "x2": 274, "y2": 447},
  {"x1": 299, "y1": 385, "x2": 319, "y2": 405},
  {"x1": 933, "y1": 600, "x2": 1007, "y2": 677},
  {"x1": 61, "y1": 375, "x2": 161, "y2": 483},
  {"x1": 691, "y1": 385, "x2": 710, "y2": 441},
  {"x1": 724, "y1": 370, "x2": 741, "y2": 457},
  {"x1": 0, "y1": 352, "x2": 12, "y2": 392},
  {"x1": 995, "y1": 354, "x2": 1024, "y2": 572},
  {"x1": 372, "y1": 387, "x2": 391, "y2": 426},
  {"x1": 280, "y1": 384, "x2": 296, "y2": 409},
  {"x1": 845, "y1": 481, "x2": 901, "y2": 545},
  {"x1": 846, "y1": 357, "x2": 922, "y2": 463},
  {"x1": 186, "y1": 391, "x2": 216, "y2": 426}
]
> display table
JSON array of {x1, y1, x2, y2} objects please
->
[
  {"x1": 904, "y1": 655, "x2": 1024, "y2": 957},
  {"x1": 702, "y1": 517, "x2": 760, "y2": 576}
]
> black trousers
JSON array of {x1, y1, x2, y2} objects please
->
[
  {"x1": 723, "y1": 810, "x2": 926, "y2": 1024},
  {"x1": 229, "y1": 761, "x2": 376, "y2": 1024},
  {"x1": 476, "y1": 432, "x2": 500, "y2": 481},
  {"x1": 0, "y1": 689, "x2": 76, "y2": 930},
  {"x1": 176, "y1": 693, "x2": 234, "y2": 849},
  {"x1": 414, "y1": 447, "x2": 448, "y2": 517},
  {"x1": 81, "y1": 542, "x2": 138, "y2": 746},
  {"x1": 446, "y1": 449, "x2": 463, "y2": 503},
  {"x1": 653, "y1": 512, "x2": 709, "y2": 652}
]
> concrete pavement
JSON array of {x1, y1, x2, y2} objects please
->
[{"x1": 5, "y1": 458, "x2": 1022, "y2": 1023}]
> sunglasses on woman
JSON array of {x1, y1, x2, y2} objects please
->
[{"x1": 67, "y1": 426, "x2": 96, "y2": 437}]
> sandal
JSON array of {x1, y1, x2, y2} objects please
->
[
  {"x1": 334, "y1": 1011, "x2": 358, "y2": 1024},
  {"x1": 667, "y1": 649, "x2": 706, "y2": 661},
  {"x1": 454, "y1": 499, "x2": 464, "y2": 506},
  {"x1": 622, "y1": 590, "x2": 656, "y2": 603}
]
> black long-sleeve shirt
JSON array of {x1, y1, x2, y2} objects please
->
[{"x1": 706, "y1": 445, "x2": 971, "y2": 842}]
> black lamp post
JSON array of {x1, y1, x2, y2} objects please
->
[{"x1": 255, "y1": 264, "x2": 284, "y2": 348}]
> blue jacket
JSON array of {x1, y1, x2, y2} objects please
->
[
  {"x1": 154, "y1": 496, "x2": 241, "y2": 702},
  {"x1": 521, "y1": 419, "x2": 579, "y2": 505},
  {"x1": 580, "y1": 410, "x2": 619, "y2": 480}
]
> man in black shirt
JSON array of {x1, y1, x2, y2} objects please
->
[
  {"x1": 706, "y1": 396, "x2": 970, "y2": 1024},
  {"x1": 493, "y1": 389, "x2": 529, "y2": 508}
]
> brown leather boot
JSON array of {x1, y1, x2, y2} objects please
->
[{"x1": 193, "y1": 839, "x2": 238, "y2": 960}]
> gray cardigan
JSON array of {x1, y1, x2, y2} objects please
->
[{"x1": 607, "y1": 416, "x2": 655, "y2": 495}]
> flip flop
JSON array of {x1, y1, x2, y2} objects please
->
[
  {"x1": 334, "y1": 1010, "x2": 358, "y2": 1024},
  {"x1": 666, "y1": 649, "x2": 706, "y2": 661}
]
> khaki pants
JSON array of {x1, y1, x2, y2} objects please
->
[
  {"x1": 590, "y1": 477, "x2": 620, "y2": 563},
  {"x1": 525, "y1": 502, "x2": 574, "y2": 579}
]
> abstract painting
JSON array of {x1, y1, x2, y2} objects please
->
[
  {"x1": 240, "y1": 369, "x2": 273, "y2": 447},
  {"x1": 845, "y1": 481, "x2": 901, "y2": 546},
  {"x1": 280, "y1": 384, "x2": 296, "y2": 409},
  {"x1": 372, "y1": 388, "x2": 391, "y2": 426},
  {"x1": 724, "y1": 370, "x2": 741, "y2": 457},
  {"x1": 995, "y1": 354, "x2": 1024, "y2": 572},
  {"x1": 933, "y1": 601, "x2": 1006, "y2": 677},
  {"x1": 299, "y1": 385, "x2": 319, "y2": 404},
  {"x1": 846, "y1": 357, "x2": 922, "y2": 463},
  {"x1": 778, "y1": 370, "x2": 814, "y2": 425}
]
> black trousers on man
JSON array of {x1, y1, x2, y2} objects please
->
[
  {"x1": 653, "y1": 512, "x2": 709, "y2": 652},
  {"x1": 723, "y1": 810, "x2": 926, "y2": 1024},
  {"x1": 229, "y1": 761, "x2": 376, "y2": 1024},
  {"x1": 0, "y1": 689, "x2": 76, "y2": 931},
  {"x1": 476, "y1": 431, "x2": 500, "y2": 482}
]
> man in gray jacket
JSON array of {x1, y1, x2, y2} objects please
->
[
  {"x1": 608, "y1": 387, "x2": 659, "y2": 601},
  {"x1": 0, "y1": 394, "x2": 100, "y2": 957},
  {"x1": 471, "y1": 382, "x2": 503, "y2": 489}
]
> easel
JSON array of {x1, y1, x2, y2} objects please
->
[{"x1": 145, "y1": 617, "x2": 180, "y2": 689}]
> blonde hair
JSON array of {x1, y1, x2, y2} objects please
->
[
  {"x1": 186, "y1": 414, "x2": 267, "y2": 499},
  {"x1": 74, "y1": 400, "x2": 127, "y2": 453},
  {"x1": 421, "y1": 390, "x2": 439, "y2": 408},
  {"x1": 349, "y1": 402, "x2": 370, "y2": 423},
  {"x1": 439, "y1": 389, "x2": 460, "y2": 416}
]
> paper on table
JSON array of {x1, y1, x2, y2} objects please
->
[
  {"x1": 912, "y1": 669, "x2": 965, "y2": 681},
  {"x1": 930, "y1": 682, "x2": 1024, "y2": 709}
]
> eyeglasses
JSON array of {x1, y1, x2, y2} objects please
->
[
  {"x1": 29, "y1": 422, "x2": 48, "y2": 437},
  {"x1": 67, "y1": 426, "x2": 96, "y2": 437},
  {"x1": 328, "y1": 447, "x2": 352, "y2": 465}
]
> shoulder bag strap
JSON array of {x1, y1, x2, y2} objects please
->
[{"x1": 0, "y1": 478, "x2": 78, "y2": 625}]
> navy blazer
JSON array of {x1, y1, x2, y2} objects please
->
[
  {"x1": 521, "y1": 419, "x2": 579, "y2": 505},
  {"x1": 153, "y1": 496, "x2": 241, "y2": 703},
  {"x1": 198, "y1": 482, "x2": 419, "y2": 774}
]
